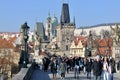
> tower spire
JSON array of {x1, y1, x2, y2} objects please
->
[
  {"x1": 47, "y1": 11, "x2": 51, "y2": 22},
  {"x1": 60, "y1": 3, "x2": 70, "y2": 24},
  {"x1": 48, "y1": 11, "x2": 50, "y2": 18}
]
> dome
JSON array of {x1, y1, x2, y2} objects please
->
[{"x1": 52, "y1": 15, "x2": 58, "y2": 24}]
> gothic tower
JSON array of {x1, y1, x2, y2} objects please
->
[
  {"x1": 35, "y1": 22, "x2": 45, "y2": 42},
  {"x1": 51, "y1": 14, "x2": 58, "y2": 38},
  {"x1": 45, "y1": 13, "x2": 58, "y2": 42},
  {"x1": 45, "y1": 13, "x2": 52, "y2": 41},
  {"x1": 60, "y1": 3, "x2": 70, "y2": 24},
  {"x1": 56, "y1": 3, "x2": 75, "y2": 55}
]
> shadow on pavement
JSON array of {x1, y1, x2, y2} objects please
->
[
  {"x1": 30, "y1": 69, "x2": 120, "y2": 80},
  {"x1": 30, "y1": 69, "x2": 51, "y2": 80}
]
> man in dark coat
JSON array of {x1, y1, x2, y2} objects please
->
[
  {"x1": 86, "y1": 58, "x2": 92, "y2": 79},
  {"x1": 92, "y1": 56, "x2": 102, "y2": 80}
]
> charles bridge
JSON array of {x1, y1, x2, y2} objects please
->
[
  {"x1": 11, "y1": 63, "x2": 120, "y2": 80},
  {"x1": 11, "y1": 22, "x2": 120, "y2": 80}
]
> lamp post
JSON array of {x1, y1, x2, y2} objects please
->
[{"x1": 19, "y1": 22, "x2": 30, "y2": 68}]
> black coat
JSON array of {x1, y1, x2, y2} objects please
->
[
  {"x1": 86, "y1": 60, "x2": 92, "y2": 72},
  {"x1": 92, "y1": 61, "x2": 102, "y2": 76},
  {"x1": 50, "y1": 61, "x2": 57, "y2": 73}
]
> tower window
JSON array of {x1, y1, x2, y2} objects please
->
[
  {"x1": 48, "y1": 24, "x2": 50, "y2": 28},
  {"x1": 45, "y1": 45, "x2": 47, "y2": 48},
  {"x1": 48, "y1": 33, "x2": 50, "y2": 36},
  {"x1": 66, "y1": 45, "x2": 69, "y2": 51}
]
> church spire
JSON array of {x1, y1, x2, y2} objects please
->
[
  {"x1": 47, "y1": 12, "x2": 51, "y2": 22},
  {"x1": 73, "y1": 16, "x2": 76, "y2": 26},
  {"x1": 47, "y1": 12, "x2": 51, "y2": 18},
  {"x1": 60, "y1": 3, "x2": 70, "y2": 24}
]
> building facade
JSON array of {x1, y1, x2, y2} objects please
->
[
  {"x1": 70, "y1": 36, "x2": 87, "y2": 57},
  {"x1": 74, "y1": 23, "x2": 120, "y2": 36}
]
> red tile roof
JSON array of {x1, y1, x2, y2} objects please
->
[
  {"x1": 74, "y1": 36, "x2": 87, "y2": 46},
  {"x1": 93, "y1": 37, "x2": 113, "y2": 56},
  {"x1": 74, "y1": 36, "x2": 113, "y2": 56},
  {"x1": 0, "y1": 37, "x2": 17, "y2": 49}
]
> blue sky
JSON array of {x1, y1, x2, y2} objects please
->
[{"x1": 0, "y1": 0, "x2": 120, "y2": 32}]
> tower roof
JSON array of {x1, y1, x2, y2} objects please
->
[
  {"x1": 47, "y1": 12, "x2": 51, "y2": 22},
  {"x1": 52, "y1": 15, "x2": 58, "y2": 24},
  {"x1": 60, "y1": 3, "x2": 70, "y2": 24},
  {"x1": 35, "y1": 22, "x2": 45, "y2": 38}
]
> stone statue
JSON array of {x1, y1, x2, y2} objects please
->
[
  {"x1": 20, "y1": 27, "x2": 25, "y2": 48},
  {"x1": 34, "y1": 32, "x2": 41, "y2": 50},
  {"x1": 110, "y1": 23, "x2": 120, "y2": 42},
  {"x1": 88, "y1": 30, "x2": 93, "y2": 49},
  {"x1": 34, "y1": 31, "x2": 41, "y2": 57}
]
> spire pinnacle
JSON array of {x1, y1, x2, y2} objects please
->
[
  {"x1": 48, "y1": 12, "x2": 50, "y2": 18},
  {"x1": 60, "y1": 3, "x2": 70, "y2": 24}
]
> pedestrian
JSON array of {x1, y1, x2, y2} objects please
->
[
  {"x1": 83, "y1": 58, "x2": 87, "y2": 74},
  {"x1": 108, "y1": 58, "x2": 115, "y2": 80},
  {"x1": 74, "y1": 58, "x2": 79, "y2": 79},
  {"x1": 50, "y1": 57, "x2": 57, "y2": 80},
  {"x1": 66, "y1": 58, "x2": 70, "y2": 73},
  {"x1": 60, "y1": 60, "x2": 67, "y2": 79},
  {"x1": 102, "y1": 57, "x2": 109, "y2": 80},
  {"x1": 56, "y1": 56, "x2": 62, "y2": 75},
  {"x1": 86, "y1": 57, "x2": 92, "y2": 79},
  {"x1": 92, "y1": 55, "x2": 102, "y2": 80}
]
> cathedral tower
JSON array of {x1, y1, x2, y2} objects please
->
[{"x1": 56, "y1": 3, "x2": 75, "y2": 55}]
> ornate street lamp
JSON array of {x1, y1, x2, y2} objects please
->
[{"x1": 19, "y1": 22, "x2": 30, "y2": 68}]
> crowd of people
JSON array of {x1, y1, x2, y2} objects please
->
[{"x1": 34, "y1": 55, "x2": 120, "y2": 80}]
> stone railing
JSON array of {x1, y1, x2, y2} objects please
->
[{"x1": 12, "y1": 63, "x2": 35, "y2": 80}]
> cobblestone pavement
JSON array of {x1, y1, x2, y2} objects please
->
[{"x1": 30, "y1": 69, "x2": 120, "y2": 80}]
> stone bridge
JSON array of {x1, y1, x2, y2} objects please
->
[
  {"x1": 12, "y1": 63, "x2": 35, "y2": 80},
  {"x1": 12, "y1": 63, "x2": 120, "y2": 80}
]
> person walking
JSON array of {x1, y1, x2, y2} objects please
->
[
  {"x1": 50, "y1": 57, "x2": 57, "y2": 80},
  {"x1": 83, "y1": 58, "x2": 87, "y2": 74},
  {"x1": 108, "y1": 58, "x2": 116, "y2": 80},
  {"x1": 92, "y1": 55, "x2": 103, "y2": 80},
  {"x1": 86, "y1": 57, "x2": 92, "y2": 79},
  {"x1": 60, "y1": 60, "x2": 67, "y2": 79},
  {"x1": 74, "y1": 57, "x2": 79, "y2": 79},
  {"x1": 102, "y1": 57, "x2": 109, "y2": 80}
]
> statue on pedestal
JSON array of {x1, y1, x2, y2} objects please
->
[
  {"x1": 110, "y1": 23, "x2": 120, "y2": 43},
  {"x1": 34, "y1": 32, "x2": 41, "y2": 56}
]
